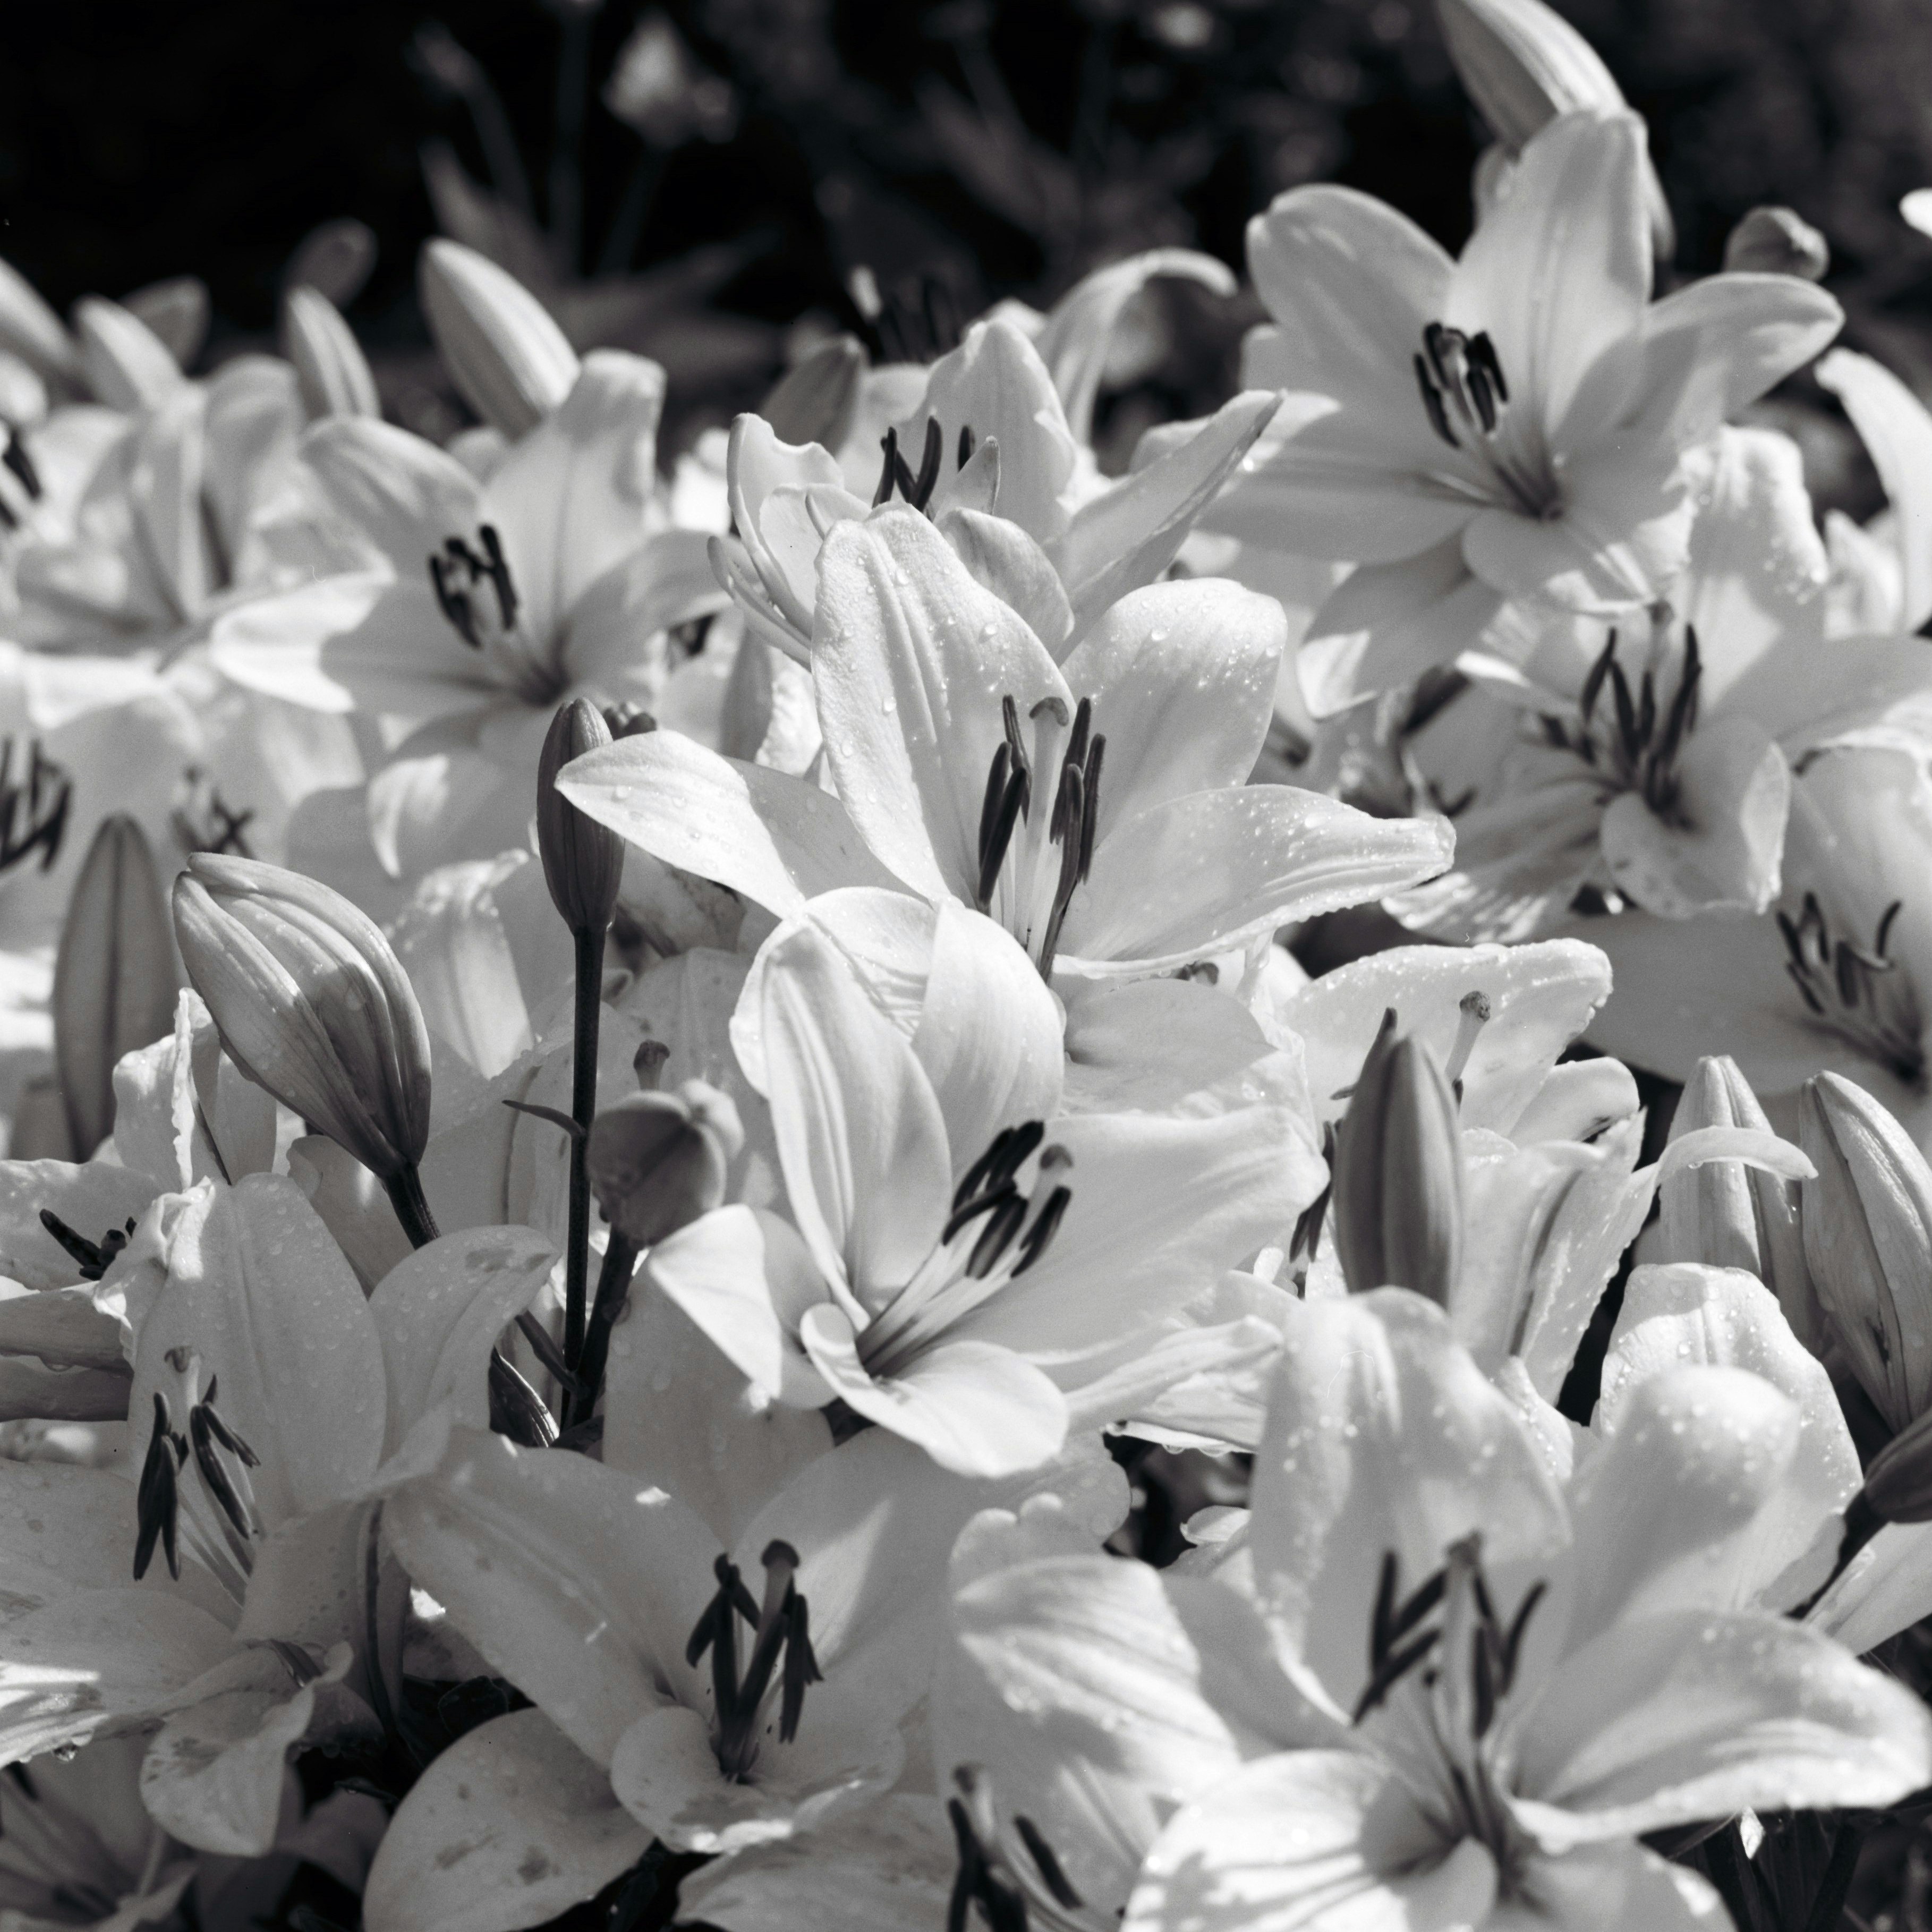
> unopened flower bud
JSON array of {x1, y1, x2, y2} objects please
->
[
  {"x1": 123, "y1": 276, "x2": 209, "y2": 370},
  {"x1": 760, "y1": 335, "x2": 866, "y2": 452},
  {"x1": 1799, "y1": 1072, "x2": 1932, "y2": 1432},
  {"x1": 1434, "y1": 0, "x2": 1674, "y2": 256},
  {"x1": 1658, "y1": 1055, "x2": 1818, "y2": 1346},
  {"x1": 418, "y1": 240, "x2": 578, "y2": 438},
  {"x1": 284, "y1": 218, "x2": 379, "y2": 310},
  {"x1": 282, "y1": 286, "x2": 381, "y2": 420},
  {"x1": 539, "y1": 700, "x2": 623, "y2": 936},
  {"x1": 172, "y1": 855, "x2": 432, "y2": 1182},
  {"x1": 588, "y1": 1079, "x2": 743, "y2": 1246},
  {"x1": 0, "y1": 258, "x2": 79, "y2": 392},
  {"x1": 1859, "y1": 1405, "x2": 1932, "y2": 1525},
  {"x1": 73, "y1": 296, "x2": 185, "y2": 412},
  {"x1": 1331, "y1": 1010, "x2": 1463, "y2": 1305},
  {"x1": 1723, "y1": 206, "x2": 1830, "y2": 282},
  {"x1": 54, "y1": 815, "x2": 180, "y2": 1161}
]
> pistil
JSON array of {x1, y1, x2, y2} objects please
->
[{"x1": 686, "y1": 1541, "x2": 822, "y2": 1781}]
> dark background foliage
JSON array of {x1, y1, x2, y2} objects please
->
[{"x1": 5, "y1": 0, "x2": 1932, "y2": 453}]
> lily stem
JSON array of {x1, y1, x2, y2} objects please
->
[
  {"x1": 384, "y1": 1163, "x2": 440, "y2": 1250},
  {"x1": 563, "y1": 923, "x2": 606, "y2": 1375},
  {"x1": 568, "y1": 1232, "x2": 640, "y2": 1433}
]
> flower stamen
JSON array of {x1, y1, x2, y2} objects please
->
[
  {"x1": 1778, "y1": 892, "x2": 1925, "y2": 1086},
  {"x1": 688, "y1": 1541, "x2": 821, "y2": 1781}
]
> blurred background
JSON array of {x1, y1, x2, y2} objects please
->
[{"x1": 5, "y1": 0, "x2": 1932, "y2": 480}]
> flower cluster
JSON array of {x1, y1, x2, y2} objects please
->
[{"x1": 4, "y1": 3, "x2": 1932, "y2": 1928}]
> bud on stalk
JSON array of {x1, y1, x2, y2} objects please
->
[
  {"x1": 1434, "y1": 0, "x2": 1675, "y2": 257},
  {"x1": 1331, "y1": 1010, "x2": 1463, "y2": 1306},
  {"x1": 283, "y1": 286, "x2": 381, "y2": 420},
  {"x1": 538, "y1": 700, "x2": 623, "y2": 937},
  {"x1": 54, "y1": 815, "x2": 180, "y2": 1160},
  {"x1": 570, "y1": 1074, "x2": 743, "y2": 1428},
  {"x1": 1658, "y1": 1055, "x2": 1818, "y2": 1347},
  {"x1": 760, "y1": 335, "x2": 866, "y2": 452},
  {"x1": 1798, "y1": 1072, "x2": 1932, "y2": 1433},
  {"x1": 1723, "y1": 206, "x2": 1831, "y2": 281},
  {"x1": 418, "y1": 240, "x2": 578, "y2": 438},
  {"x1": 171, "y1": 855, "x2": 432, "y2": 1196},
  {"x1": 73, "y1": 296, "x2": 185, "y2": 412}
]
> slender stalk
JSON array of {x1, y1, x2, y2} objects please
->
[
  {"x1": 363, "y1": 1502, "x2": 399, "y2": 1740},
  {"x1": 384, "y1": 1163, "x2": 441, "y2": 1250},
  {"x1": 568, "y1": 1232, "x2": 641, "y2": 1432},
  {"x1": 563, "y1": 923, "x2": 606, "y2": 1372}
]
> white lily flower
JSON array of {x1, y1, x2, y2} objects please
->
[
  {"x1": 649, "y1": 904, "x2": 1318, "y2": 1477},
  {"x1": 379, "y1": 1415, "x2": 1124, "y2": 1914},
  {"x1": 0, "y1": 1171, "x2": 556, "y2": 1859},
  {"x1": 713, "y1": 317, "x2": 1283, "y2": 663},
  {"x1": 564, "y1": 506, "x2": 1453, "y2": 983},
  {"x1": 1577, "y1": 744, "x2": 1932, "y2": 1146},
  {"x1": 209, "y1": 352, "x2": 726, "y2": 878},
  {"x1": 1388, "y1": 428, "x2": 1932, "y2": 942},
  {"x1": 949, "y1": 1291, "x2": 1932, "y2": 1932},
  {"x1": 1212, "y1": 110, "x2": 1842, "y2": 716}
]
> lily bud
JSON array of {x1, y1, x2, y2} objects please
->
[
  {"x1": 1799, "y1": 1072, "x2": 1932, "y2": 1432},
  {"x1": 1658, "y1": 1055, "x2": 1818, "y2": 1346},
  {"x1": 760, "y1": 335, "x2": 866, "y2": 452},
  {"x1": 53, "y1": 815, "x2": 180, "y2": 1161},
  {"x1": 73, "y1": 296, "x2": 185, "y2": 412},
  {"x1": 284, "y1": 217, "x2": 379, "y2": 309},
  {"x1": 1722, "y1": 206, "x2": 1830, "y2": 282},
  {"x1": 282, "y1": 286, "x2": 381, "y2": 420},
  {"x1": 124, "y1": 276, "x2": 209, "y2": 370},
  {"x1": 1434, "y1": 0, "x2": 1674, "y2": 256},
  {"x1": 1860, "y1": 1404, "x2": 1932, "y2": 1525},
  {"x1": 1331, "y1": 1010, "x2": 1463, "y2": 1305},
  {"x1": 171, "y1": 855, "x2": 432, "y2": 1182},
  {"x1": 0, "y1": 259, "x2": 79, "y2": 391},
  {"x1": 588, "y1": 1079, "x2": 743, "y2": 1247},
  {"x1": 538, "y1": 700, "x2": 623, "y2": 936},
  {"x1": 418, "y1": 239, "x2": 578, "y2": 438}
]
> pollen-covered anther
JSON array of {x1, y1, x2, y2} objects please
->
[
  {"x1": 427, "y1": 522, "x2": 521, "y2": 649},
  {"x1": 1444, "y1": 990, "x2": 1492, "y2": 1101},
  {"x1": 133, "y1": 1391, "x2": 187, "y2": 1583}
]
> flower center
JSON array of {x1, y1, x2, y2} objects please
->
[
  {"x1": 974, "y1": 693, "x2": 1106, "y2": 978},
  {"x1": 1414, "y1": 323, "x2": 1558, "y2": 520},
  {"x1": 1537, "y1": 622, "x2": 1702, "y2": 825},
  {"x1": 872, "y1": 416, "x2": 980, "y2": 514},
  {"x1": 857, "y1": 1123, "x2": 1071, "y2": 1379},
  {"x1": 427, "y1": 524, "x2": 563, "y2": 703},
  {"x1": 0, "y1": 428, "x2": 44, "y2": 533},
  {"x1": 0, "y1": 738, "x2": 71, "y2": 876},
  {"x1": 1355, "y1": 1537, "x2": 1546, "y2": 1879},
  {"x1": 133, "y1": 1349, "x2": 265, "y2": 1607},
  {"x1": 1778, "y1": 892, "x2": 1926, "y2": 1088},
  {"x1": 947, "y1": 1764, "x2": 1090, "y2": 1932},
  {"x1": 685, "y1": 1539, "x2": 822, "y2": 1782}
]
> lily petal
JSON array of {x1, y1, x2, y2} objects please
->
[
  {"x1": 362, "y1": 1708, "x2": 650, "y2": 1932},
  {"x1": 1816, "y1": 348, "x2": 1932, "y2": 633}
]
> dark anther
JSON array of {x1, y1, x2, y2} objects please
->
[
  {"x1": 3, "y1": 429, "x2": 40, "y2": 501},
  {"x1": 38, "y1": 1209, "x2": 134, "y2": 1282},
  {"x1": 1355, "y1": 1548, "x2": 1451, "y2": 1723},
  {"x1": 475, "y1": 524, "x2": 517, "y2": 629},
  {"x1": 943, "y1": 1182, "x2": 1020, "y2": 1248},
  {"x1": 1015, "y1": 1818, "x2": 1083, "y2": 1912},
  {"x1": 0, "y1": 738, "x2": 71, "y2": 874},
  {"x1": 428, "y1": 526, "x2": 519, "y2": 645},
  {"x1": 954, "y1": 1121, "x2": 1046, "y2": 1211},
  {"x1": 189, "y1": 1397, "x2": 261, "y2": 1545},
  {"x1": 1011, "y1": 1186, "x2": 1070, "y2": 1276},
  {"x1": 1579, "y1": 631, "x2": 1615, "y2": 728},
  {"x1": 428, "y1": 552, "x2": 478, "y2": 646},
  {"x1": 966, "y1": 1195, "x2": 1028, "y2": 1280},
  {"x1": 873, "y1": 427, "x2": 900, "y2": 508},
  {"x1": 134, "y1": 1392, "x2": 187, "y2": 1582},
  {"x1": 700, "y1": 1541, "x2": 821, "y2": 1778},
  {"x1": 1468, "y1": 330, "x2": 1508, "y2": 403},
  {"x1": 1414, "y1": 355, "x2": 1458, "y2": 450},
  {"x1": 1076, "y1": 736, "x2": 1104, "y2": 885},
  {"x1": 1002, "y1": 696, "x2": 1033, "y2": 820},
  {"x1": 958, "y1": 423, "x2": 977, "y2": 469},
  {"x1": 1608, "y1": 656, "x2": 1640, "y2": 764},
  {"x1": 948, "y1": 1767, "x2": 1044, "y2": 1932}
]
